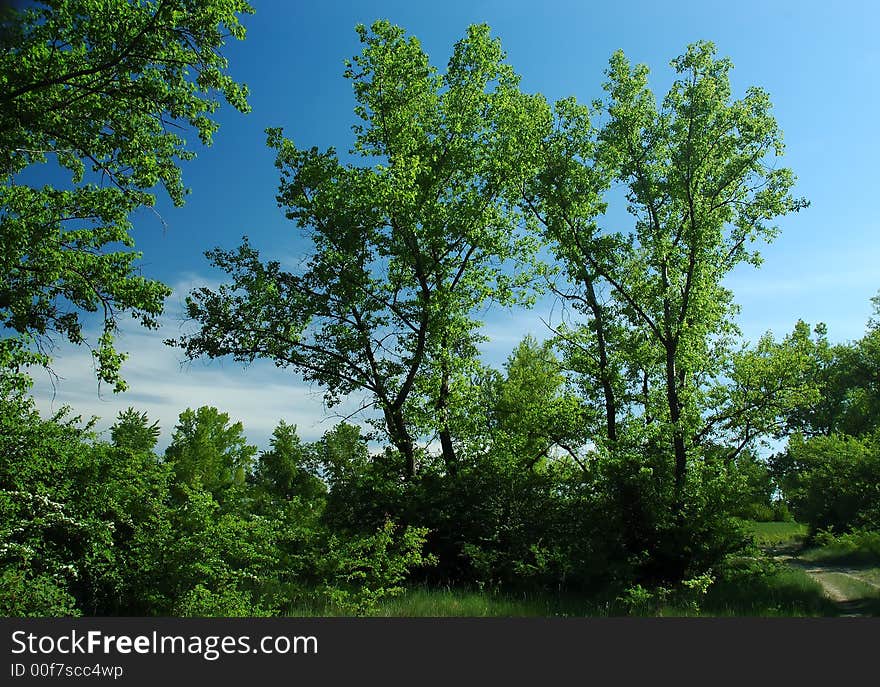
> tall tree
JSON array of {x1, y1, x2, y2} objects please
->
[
  {"x1": 531, "y1": 42, "x2": 807, "y2": 512},
  {"x1": 0, "y1": 0, "x2": 253, "y2": 390},
  {"x1": 173, "y1": 21, "x2": 546, "y2": 478},
  {"x1": 251, "y1": 420, "x2": 325, "y2": 504},
  {"x1": 525, "y1": 97, "x2": 625, "y2": 447},
  {"x1": 110, "y1": 407, "x2": 160, "y2": 454}
]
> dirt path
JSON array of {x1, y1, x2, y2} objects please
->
[{"x1": 775, "y1": 552, "x2": 880, "y2": 616}]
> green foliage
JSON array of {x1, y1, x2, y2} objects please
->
[
  {"x1": 616, "y1": 573, "x2": 714, "y2": 616},
  {"x1": 110, "y1": 407, "x2": 160, "y2": 453},
  {"x1": 0, "y1": 569, "x2": 80, "y2": 617},
  {"x1": 251, "y1": 420, "x2": 326, "y2": 504},
  {"x1": 174, "y1": 584, "x2": 276, "y2": 618},
  {"x1": 9, "y1": 12, "x2": 872, "y2": 617},
  {"x1": 136, "y1": 485, "x2": 280, "y2": 615},
  {"x1": 722, "y1": 449, "x2": 780, "y2": 521},
  {"x1": 164, "y1": 406, "x2": 257, "y2": 499},
  {"x1": 0, "y1": 385, "x2": 435, "y2": 617},
  {"x1": 486, "y1": 335, "x2": 588, "y2": 466},
  {"x1": 0, "y1": 489, "x2": 89, "y2": 616},
  {"x1": 588, "y1": 445, "x2": 749, "y2": 583},
  {"x1": 529, "y1": 41, "x2": 807, "y2": 528},
  {"x1": 702, "y1": 321, "x2": 824, "y2": 460},
  {"x1": 0, "y1": 392, "x2": 96, "y2": 614},
  {"x1": 1, "y1": 0, "x2": 253, "y2": 390},
  {"x1": 0, "y1": 391, "x2": 170, "y2": 615},
  {"x1": 784, "y1": 294, "x2": 880, "y2": 438},
  {"x1": 316, "y1": 521, "x2": 435, "y2": 615}
]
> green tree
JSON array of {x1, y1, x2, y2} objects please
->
[
  {"x1": 524, "y1": 96, "x2": 626, "y2": 446},
  {"x1": 164, "y1": 406, "x2": 256, "y2": 499},
  {"x1": 696, "y1": 320, "x2": 822, "y2": 462},
  {"x1": 251, "y1": 420, "x2": 326, "y2": 504},
  {"x1": 783, "y1": 294, "x2": 880, "y2": 438},
  {"x1": 172, "y1": 21, "x2": 547, "y2": 478},
  {"x1": 0, "y1": 389, "x2": 171, "y2": 615},
  {"x1": 774, "y1": 432, "x2": 880, "y2": 533},
  {"x1": 488, "y1": 335, "x2": 588, "y2": 468},
  {"x1": 0, "y1": 393, "x2": 95, "y2": 615},
  {"x1": 110, "y1": 407, "x2": 160, "y2": 454},
  {"x1": 0, "y1": 0, "x2": 253, "y2": 390},
  {"x1": 530, "y1": 42, "x2": 806, "y2": 513}
]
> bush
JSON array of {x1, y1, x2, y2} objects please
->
[
  {"x1": 807, "y1": 528, "x2": 880, "y2": 564},
  {"x1": 174, "y1": 584, "x2": 276, "y2": 617},
  {"x1": 0, "y1": 569, "x2": 80, "y2": 617},
  {"x1": 775, "y1": 432, "x2": 880, "y2": 533}
]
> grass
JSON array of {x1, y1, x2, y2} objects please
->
[
  {"x1": 370, "y1": 571, "x2": 832, "y2": 616},
  {"x1": 857, "y1": 568, "x2": 880, "y2": 586},
  {"x1": 286, "y1": 587, "x2": 612, "y2": 617},
  {"x1": 695, "y1": 562, "x2": 837, "y2": 617},
  {"x1": 282, "y1": 521, "x2": 855, "y2": 617},
  {"x1": 369, "y1": 587, "x2": 608, "y2": 617},
  {"x1": 285, "y1": 563, "x2": 839, "y2": 617},
  {"x1": 813, "y1": 572, "x2": 880, "y2": 615},
  {"x1": 818, "y1": 573, "x2": 879, "y2": 598}
]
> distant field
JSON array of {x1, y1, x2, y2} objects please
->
[{"x1": 743, "y1": 521, "x2": 808, "y2": 547}]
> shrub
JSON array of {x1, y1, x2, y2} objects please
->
[
  {"x1": 807, "y1": 528, "x2": 880, "y2": 564},
  {"x1": 776, "y1": 432, "x2": 880, "y2": 533}
]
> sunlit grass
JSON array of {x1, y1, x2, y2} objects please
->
[
  {"x1": 819, "y1": 573, "x2": 878, "y2": 599},
  {"x1": 858, "y1": 568, "x2": 880, "y2": 586},
  {"x1": 813, "y1": 572, "x2": 880, "y2": 615},
  {"x1": 285, "y1": 587, "x2": 613, "y2": 617},
  {"x1": 369, "y1": 588, "x2": 607, "y2": 617},
  {"x1": 741, "y1": 520, "x2": 808, "y2": 548}
]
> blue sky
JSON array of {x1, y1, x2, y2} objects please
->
[{"x1": 28, "y1": 0, "x2": 880, "y2": 449}]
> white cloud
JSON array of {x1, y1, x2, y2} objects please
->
[{"x1": 28, "y1": 278, "x2": 376, "y2": 452}]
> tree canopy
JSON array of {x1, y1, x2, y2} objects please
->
[{"x1": 0, "y1": 0, "x2": 253, "y2": 391}]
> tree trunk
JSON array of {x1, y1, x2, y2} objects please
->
[
  {"x1": 436, "y1": 365, "x2": 458, "y2": 476},
  {"x1": 664, "y1": 343, "x2": 687, "y2": 514},
  {"x1": 384, "y1": 406, "x2": 416, "y2": 479},
  {"x1": 439, "y1": 427, "x2": 457, "y2": 476},
  {"x1": 585, "y1": 278, "x2": 618, "y2": 443}
]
